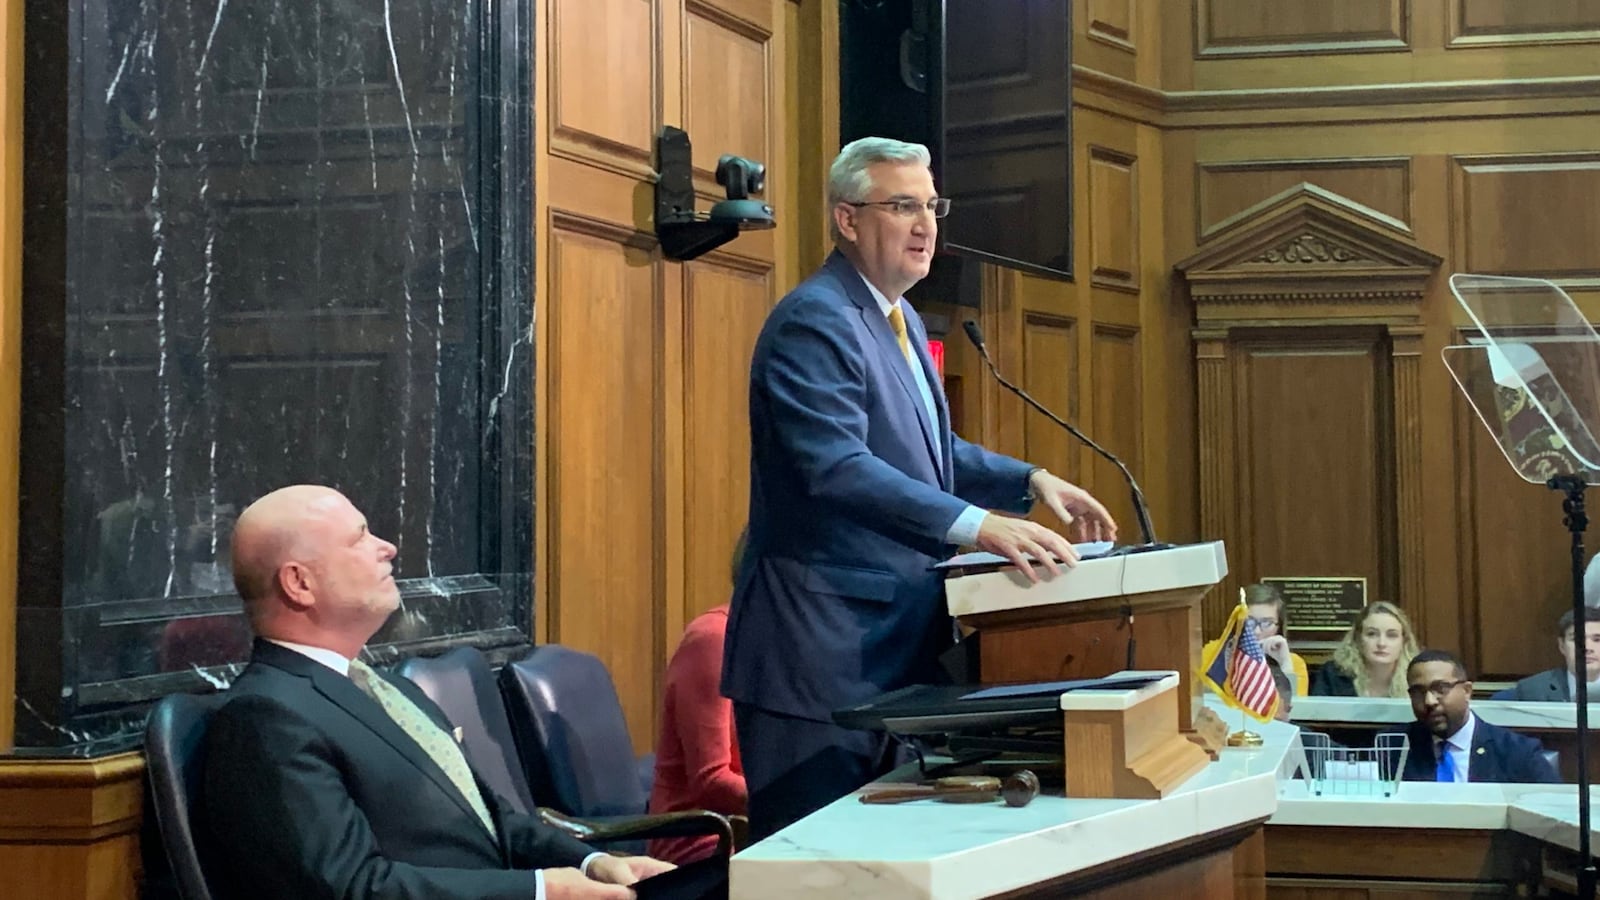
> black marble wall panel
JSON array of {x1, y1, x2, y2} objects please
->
[{"x1": 15, "y1": 0, "x2": 534, "y2": 751}]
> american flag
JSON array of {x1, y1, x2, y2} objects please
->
[{"x1": 1228, "y1": 612, "x2": 1279, "y2": 720}]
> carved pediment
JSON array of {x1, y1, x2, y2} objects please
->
[{"x1": 1175, "y1": 183, "x2": 1442, "y2": 323}]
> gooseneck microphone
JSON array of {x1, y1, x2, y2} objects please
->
[{"x1": 962, "y1": 320, "x2": 1167, "y2": 551}]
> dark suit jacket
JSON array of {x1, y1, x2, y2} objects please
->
[
  {"x1": 1309, "y1": 663, "x2": 1358, "y2": 697},
  {"x1": 203, "y1": 640, "x2": 596, "y2": 899},
  {"x1": 1493, "y1": 668, "x2": 1571, "y2": 702},
  {"x1": 722, "y1": 251, "x2": 1035, "y2": 722},
  {"x1": 1396, "y1": 717, "x2": 1562, "y2": 784}
]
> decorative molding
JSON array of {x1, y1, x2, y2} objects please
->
[
  {"x1": 1164, "y1": 74, "x2": 1600, "y2": 113},
  {"x1": 1195, "y1": 332, "x2": 1235, "y2": 634},
  {"x1": 1086, "y1": 0, "x2": 1137, "y2": 54},
  {"x1": 1390, "y1": 326, "x2": 1426, "y2": 635},
  {"x1": 0, "y1": 752, "x2": 143, "y2": 899},
  {"x1": 1193, "y1": 0, "x2": 1409, "y2": 58},
  {"x1": 1196, "y1": 157, "x2": 1413, "y2": 244},
  {"x1": 1175, "y1": 183, "x2": 1441, "y2": 325},
  {"x1": 1248, "y1": 233, "x2": 1374, "y2": 265},
  {"x1": 1447, "y1": 1, "x2": 1600, "y2": 48}
]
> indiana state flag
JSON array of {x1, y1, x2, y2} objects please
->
[{"x1": 1200, "y1": 599, "x2": 1280, "y2": 723}]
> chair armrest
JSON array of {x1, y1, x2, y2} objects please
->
[{"x1": 536, "y1": 807, "x2": 735, "y2": 859}]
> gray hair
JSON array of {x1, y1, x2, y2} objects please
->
[{"x1": 827, "y1": 137, "x2": 932, "y2": 241}]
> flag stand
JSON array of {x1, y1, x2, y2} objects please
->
[{"x1": 1227, "y1": 703, "x2": 1263, "y2": 748}]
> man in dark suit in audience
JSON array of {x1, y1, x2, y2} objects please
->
[
  {"x1": 1493, "y1": 608, "x2": 1600, "y2": 702},
  {"x1": 1398, "y1": 649, "x2": 1561, "y2": 784},
  {"x1": 204, "y1": 485, "x2": 677, "y2": 899}
]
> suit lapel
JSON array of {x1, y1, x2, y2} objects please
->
[
  {"x1": 250, "y1": 641, "x2": 495, "y2": 839},
  {"x1": 826, "y1": 252, "x2": 945, "y2": 484},
  {"x1": 901, "y1": 303, "x2": 956, "y2": 486}
]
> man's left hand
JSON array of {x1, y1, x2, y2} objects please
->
[
  {"x1": 587, "y1": 855, "x2": 677, "y2": 887},
  {"x1": 1028, "y1": 470, "x2": 1118, "y2": 543}
]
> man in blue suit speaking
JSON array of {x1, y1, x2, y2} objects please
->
[{"x1": 721, "y1": 137, "x2": 1118, "y2": 840}]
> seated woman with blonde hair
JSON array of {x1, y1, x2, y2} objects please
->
[{"x1": 1311, "y1": 601, "x2": 1420, "y2": 698}]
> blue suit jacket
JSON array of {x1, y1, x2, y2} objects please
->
[
  {"x1": 1397, "y1": 717, "x2": 1562, "y2": 784},
  {"x1": 721, "y1": 251, "x2": 1035, "y2": 722}
]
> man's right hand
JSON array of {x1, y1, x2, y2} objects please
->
[
  {"x1": 974, "y1": 513, "x2": 1078, "y2": 583},
  {"x1": 544, "y1": 867, "x2": 635, "y2": 900}
]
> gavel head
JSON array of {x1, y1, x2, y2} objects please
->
[{"x1": 1000, "y1": 769, "x2": 1041, "y2": 808}]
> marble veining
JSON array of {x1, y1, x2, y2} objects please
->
[{"x1": 16, "y1": 0, "x2": 535, "y2": 751}]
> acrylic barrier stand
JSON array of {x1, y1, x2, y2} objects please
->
[{"x1": 1444, "y1": 272, "x2": 1600, "y2": 899}]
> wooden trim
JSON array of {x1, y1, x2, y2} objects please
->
[
  {"x1": 1194, "y1": 330, "x2": 1234, "y2": 634},
  {"x1": 0, "y1": 752, "x2": 143, "y2": 834},
  {"x1": 1168, "y1": 75, "x2": 1600, "y2": 113},
  {"x1": 1390, "y1": 326, "x2": 1426, "y2": 637},
  {"x1": 0, "y1": 753, "x2": 144, "y2": 900},
  {"x1": 0, "y1": 0, "x2": 19, "y2": 751},
  {"x1": 1193, "y1": 0, "x2": 1409, "y2": 59}
]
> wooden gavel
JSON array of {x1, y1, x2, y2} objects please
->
[{"x1": 858, "y1": 769, "x2": 1040, "y2": 807}]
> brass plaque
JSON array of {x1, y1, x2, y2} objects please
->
[{"x1": 1260, "y1": 576, "x2": 1368, "y2": 641}]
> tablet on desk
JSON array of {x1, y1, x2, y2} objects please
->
[{"x1": 632, "y1": 854, "x2": 726, "y2": 900}]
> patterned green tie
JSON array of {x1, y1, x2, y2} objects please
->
[{"x1": 348, "y1": 659, "x2": 498, "y2": 838}]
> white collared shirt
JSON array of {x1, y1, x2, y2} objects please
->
[
  {"x1": 1565, "y1": 671, "x2": 1600, "y2": 702},
  {"x1": 856, "y1": 273, "x2": 987, "y2": 546},
  {"x1": 1435, "y1": 712, "x2": 1477, "y2": 782},
  {"x1": 261, "y1": 639, "x2": 604, "y2": 895},
  {"x1": 265, "y1": 638, "x2": 352, "y2": 675}
]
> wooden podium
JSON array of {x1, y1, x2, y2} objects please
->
[{"x1": 945, "y1": 542, "x2": 1228, "y2": 732}]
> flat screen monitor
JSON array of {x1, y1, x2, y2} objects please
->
[{"x1": 841, "y1": 0, "x2": 1074, "y2": 281}]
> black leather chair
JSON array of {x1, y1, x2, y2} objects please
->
[
  {"x1": 499, "y1": 644, "x2": 655, "y2": 822},
  {"x1": 399, "y1": 646, "x2": 732, "y2": 859},
  {"x1": 144, "y1": 692, "x2": 231, "y2": 900}
]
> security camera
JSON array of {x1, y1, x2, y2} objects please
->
[
  {"x1": 715, "y1": 155, "x2": 765, "y2": 200},
  {"x1": 710, "y1": 154, "x2": 775, "y2": 229},
  {"x1": 655, "y1": 127, "x2": 777, "y2": 260}
]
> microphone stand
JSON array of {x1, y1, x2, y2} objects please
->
[
  {"x1": 962, "y1": 321, "x2": 1169, "y2": 553},
  {"x1": 1550, "y1": 473, "x2": 1596, "y2": 900}
]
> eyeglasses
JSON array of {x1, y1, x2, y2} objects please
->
[
  {"x1": 847, "y1": 198, "x2": 951, "y2": 219},
  {"x1": 1246, "y1": 616, "x2": 1279, "y2": 634},
  {"x1": 1405, "y1": 679, "x2": 1466, "y2": 701}
]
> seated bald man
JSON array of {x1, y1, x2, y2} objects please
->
[{"x1": 203, "y1": 485, "x2": 673, "y2": 899}]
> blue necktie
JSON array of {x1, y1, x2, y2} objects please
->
[{"x1": 1435, "y1": 741, "x2": 1457, "y2": 783}]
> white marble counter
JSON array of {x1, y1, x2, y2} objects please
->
[
  {"x1": 729, "y1": 694, "x2": 1597, "y2": 898},
  {"x1": 1506, "y1": 790, "x2": 1600, "y2": 853},
  {"x1": 1290, "y1": 695, "x2": 1600, "y2": 730},
  {"x1": 729, "y1": 695, "x2": 1286, "y2": 900}
]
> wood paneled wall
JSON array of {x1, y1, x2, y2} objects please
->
[
  {"x1": 534, "y1": 0, "x2": 806, "y2": 750},
  {"x1": 1160, "y1": 0, "x2": 1600, "y2": 679}
]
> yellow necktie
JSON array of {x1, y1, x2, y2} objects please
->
[
  {"x1": 887, "y1": 304, "x2": 916, "y2": 368},
  {"x1": 348, "y1": 660, "x2": 499, "y2": 838}
]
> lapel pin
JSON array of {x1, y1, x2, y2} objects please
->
[{"x1": 1476, "y1": 747, "x2": 1486, "y2": 755}]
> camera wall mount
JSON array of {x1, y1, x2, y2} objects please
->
[{"x1": 654, "y1": 126, "x2": 775, "y2": 261}]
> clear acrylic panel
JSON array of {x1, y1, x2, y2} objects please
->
[{"x1": 1443, "y1": 274, "x2": 1600, "y2": 484}]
